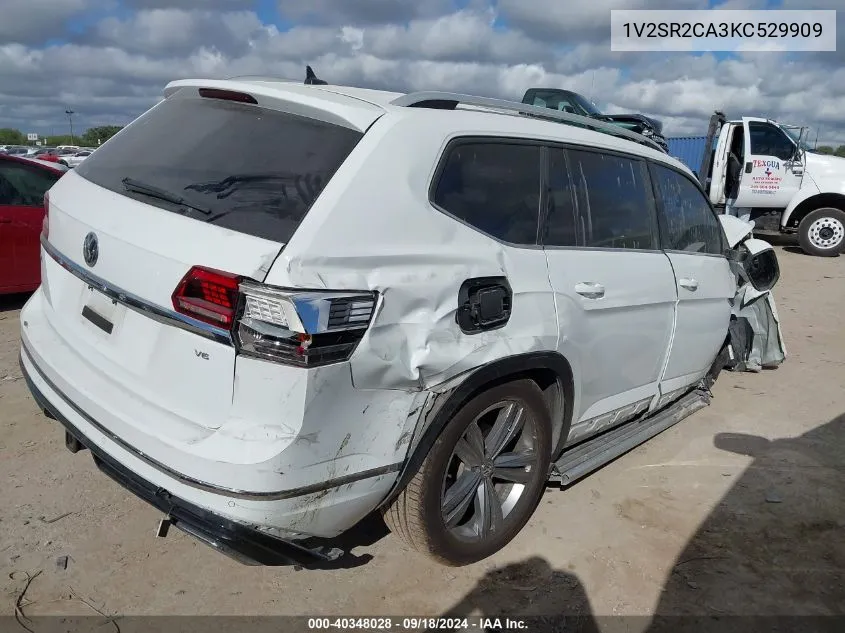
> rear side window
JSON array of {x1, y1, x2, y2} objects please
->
[
  {"x1": 563, "y1": 149, "x2": 657, "y2": 250},
  {"x1": 431, "y1": 141, "x2": 542, "y2": 245},
  {"x1": 75, "y1": 95, "x2": 363, "y2": 243},
  {"x1": 0, "y1": 161, "x2": 59, "y2": 206},
  {"x1": 652, "y1": 163, "x2": 725, "y2": 255}
]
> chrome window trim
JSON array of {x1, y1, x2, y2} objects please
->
[{"x1": 40, "y1": 235, "x2": 233, "y2": 346}]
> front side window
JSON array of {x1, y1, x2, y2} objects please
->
[
  {"x1": 0, "y1": 162, "x2": 59, "y2": 206},
  {"x1": 652, "y1": 163, "x2": 725, "y2": 255},
  {"x1": 432, "y1": 141, "x2": 542, "y2": 245},
  {"x1": 748, "y1": 122, "x2": 796, "y2": 161},
  {"x1": 563, "y1": 149, "x2": 657, "y2": 250}
]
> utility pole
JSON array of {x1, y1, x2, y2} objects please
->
[{"x1": 65, "y1": 109, "x2": 75, "y2": 145}]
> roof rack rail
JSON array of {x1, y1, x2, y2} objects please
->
[{"x1": 391, "y1": 91, "x2": 665, "y2": 153}]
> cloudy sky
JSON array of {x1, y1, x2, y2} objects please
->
[{"x1": 1, "y1": 0, "x2": 843, "y2": 145}]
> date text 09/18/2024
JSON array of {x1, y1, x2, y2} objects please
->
[{"x1": 307, "y1": 617, "x2": 529, "y2": 630}]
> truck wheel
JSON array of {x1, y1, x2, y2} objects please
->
[
  {"x1": 383, "y1": 379, "x2": 552, "y2": 566},
  {"x1": 798, "y1": 208, "x2": 845, "y2": 257}
]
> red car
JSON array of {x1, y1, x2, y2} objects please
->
[
  {"x1": 0, "y1": 154, "x2": 64, "y2": 294},
  {"x1": 36, "y1": 148, "x2": 76, "y2": 166}
]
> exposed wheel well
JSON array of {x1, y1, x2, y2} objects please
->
[
  {"x1": 459, "y1": 366, "x2": 572, "y2": 458},
  {"x1": 380, "y1": 353, "x2": 575, "y2": 507},
  {"x1": 786, "y1": 193, "x2": 845, "y2": 229}
]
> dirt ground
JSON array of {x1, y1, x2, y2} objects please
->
[{"x1": 1, "y1": 243, "x2": 843, "y2": 627}]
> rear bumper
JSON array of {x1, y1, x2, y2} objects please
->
[
  {"x1": 20, "y1": 283, "x2": 426, "y2": 539},
  {"x1": 21, "y1": 354, "x2": 351, "y2": 568}
]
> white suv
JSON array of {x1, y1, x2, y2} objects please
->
[{"x1": 19, "y1": 77, "x2": 779, "y2": 567}]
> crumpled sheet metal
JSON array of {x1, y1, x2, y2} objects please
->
[
  {"x1": 729, "y1": 284, "x2": 787, "y2": 372},
  {"x1": 273, "y1": 244, "x2": 558, "y2": 392},
  {"x1": 262, "y1": 116, "x2": 559, "y2": 392}
]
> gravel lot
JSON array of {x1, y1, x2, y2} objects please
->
[{"x1": 1, "y1": 244, "x2": 843, "y2": 626}]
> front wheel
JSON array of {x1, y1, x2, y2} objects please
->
[
  {"x1": 798, "y1": 207, "x2": 845, "y2": 257},
  {"x1": 383, "y1": 379, "x2": 552, "y2": 566}
]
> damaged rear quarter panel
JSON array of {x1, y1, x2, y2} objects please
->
[{"x1": 262, "y1": 112, "x2": 559, "y2": 392}]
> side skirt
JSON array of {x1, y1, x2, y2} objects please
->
[{"x1": 549, "y1": 388, "x2": 711, "y2": 487}]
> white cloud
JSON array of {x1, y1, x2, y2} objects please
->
[
  {"x1": 276, "y1": 0, "x2": 454, "y2": 25},
  {"x1": 0, "y1": 0, "x2": 92, "y2": 45},
  {"x1": 1, "y1": 0, "x2": 845, "y2": 147},
  {"x1": 93, "y1": 9, "x2": 271, "y2": 56}
]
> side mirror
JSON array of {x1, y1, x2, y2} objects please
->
[{"x1": 738, "y1": 238, "x2": 780, "y2": 292}]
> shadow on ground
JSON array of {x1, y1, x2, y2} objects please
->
[
  {"x1": 755, "y1": 233, "x2": 797, "y2": 248},
  {"x1": 784, "y1": 246, "x2": 840, "y2": 258},
  {"x1": 433, "y1": 414, "x2": 845, "y2": 631},
  {"x1": 0, "y1": 292, "x2": 30, "y2": 313}
]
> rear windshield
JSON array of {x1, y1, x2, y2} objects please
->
[{"x1": 75, "y1": 95, "x2": 364, "y2": 243}]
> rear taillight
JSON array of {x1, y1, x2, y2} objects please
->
[
  {"x1": 172, "y1": 266, "x2": 241, "y2": 328},
  {"x1": 237, "y1": 282, "x2": 376, "y2": 368},
  {"x1": 42, "y1": 191, "x2": 49, "y2": 239},
  {"x1": 172, "y1": 267, "x2": 377, "y2": 367}
]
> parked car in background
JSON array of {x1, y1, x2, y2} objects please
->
[
  {"x1": 66, "y1": 149, "x2": 94, "y2": 168},
  {"x1": 0, "y1": 153, "x2": 64, "y2": 294},
  {"x1": 522, "y1": 88, "x2": 670, "y2": 153},
  {"x1": 37, "y1": 148, "x2": 77, "y2": 167},
  {"x1": 3, "y1": 146, "x2": 31, "y2": 156}
]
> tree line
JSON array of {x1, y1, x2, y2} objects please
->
[
  {"x1": 0, "y1": 126, "x2": 124, "y2": 147},
  {"x1": 813, "y1": 145, "x2": 845, "y2": 157}
]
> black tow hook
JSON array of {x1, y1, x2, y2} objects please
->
[{"x1": 64, "y1": 429, "x2": 87, "y2": 453}]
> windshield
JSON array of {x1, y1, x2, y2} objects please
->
[
  {"x1": 528, "y1": 90, "x2": 602, "y2": 116},
  {"x1": 569, "y1": 93, "x2": 602, "y2": 116},
  {"x1": 781, "y1": 126, "x2": 813, "y2": 152},
  {"x1": 75, "y1": 96, "x2": 363, "y2": 243}
]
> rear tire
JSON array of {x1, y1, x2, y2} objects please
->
[
  {"x1": 383, "y1": 379, "x2": 552, "y2": 566},
  {"x1": 797, "y1": 207, "x2": 845, "y2": 257}
]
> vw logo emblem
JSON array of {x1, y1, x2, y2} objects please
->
[{"x1": 83, "y1": 232, "x2": 99, "y2": 267}]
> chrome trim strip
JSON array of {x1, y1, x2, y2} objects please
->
[
  {"x1": 21, "y1": 342, "x2": 401, "y2": 501},
  {"x1": 40, "y1": 235, "x2": 233, "y2": 346}
]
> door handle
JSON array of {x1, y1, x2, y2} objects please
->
[
  {"x1": 745, "y1": 162, "x2": 753, "y2": 173},
  {"x1": 679, "y1": 277, "x2": 699, "y2": 291},
  {"x1": 0, "y1": 219, "x2": 12, "y2": 224},
  {"x1": 574, "y1": 282, "x2": 605, "y2": 299}
]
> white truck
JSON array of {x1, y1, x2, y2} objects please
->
[{"x1": 674, "y1": 112, "x2": 845, "y2": 257}]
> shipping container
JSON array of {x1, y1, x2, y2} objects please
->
[{"x1": 666, "y1": 136, "x2": 710, "y2": 176}]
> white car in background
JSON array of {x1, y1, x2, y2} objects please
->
[
  {"x1": 19, "y1": 77, "x2": 781, "y2": 568},
  {"x1": 66, "y1": 150, "x2": 94, "y2": 168}
]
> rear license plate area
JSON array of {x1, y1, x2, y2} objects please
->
[
  {"x1": 82, "y1": 304, "x2": 114, "y2": 334},
  {"x1": 81, "y1": 286, "x2": 120, "y2": 335}
]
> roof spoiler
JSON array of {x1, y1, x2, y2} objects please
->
[{"x1": 305, "y1": 66, "x2": 328, "y2": 86}]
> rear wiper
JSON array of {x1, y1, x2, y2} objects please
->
[
  {"x1": 185, "y1": 173, "x2": 325, "y2": 204},
  {"x1": 121, "y1": 177, "x2": 211, "y2": 215}
]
